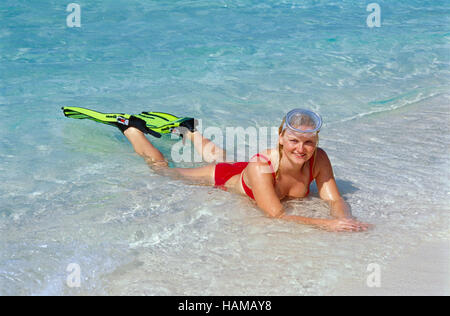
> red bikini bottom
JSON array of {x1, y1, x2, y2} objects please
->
[
  {"x1": 214, "y1": 162, "x2": 249, "y2": 188},
  {"x1": 214, "y1": 153, "x2": 312, "y2": 201},
  {"x1": 214, "y1": 154, "x2": 276, "y2": 200}
]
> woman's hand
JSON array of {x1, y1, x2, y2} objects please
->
[{"x1": 320, "y1": 218, "x2": 371, "y2": 232}]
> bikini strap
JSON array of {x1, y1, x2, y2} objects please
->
[
  {"x1": 309, "y1": 154, "x2": 315, "y2": 184},
  {"x1": 251, "y1": 153, "x2": 276, "y2": 181},
  {"x1": 305, "y1": 153, "x2": 315, "y2": 196}
]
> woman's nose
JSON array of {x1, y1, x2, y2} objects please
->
[{"x1": 296, "y1": 143, "x2": 305, "y2": 153}]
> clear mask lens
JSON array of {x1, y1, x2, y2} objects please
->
[{"x1": 283, "y1": 109, "x2": 322, "y2": 134}]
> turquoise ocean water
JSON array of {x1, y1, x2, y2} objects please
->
[{"x1": 0, "y1": 0, "x2": 449, "y2": 295}]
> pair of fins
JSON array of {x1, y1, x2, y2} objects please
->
[{"x1": 61, "y1": 106, "x2": 196, "y2": 138}]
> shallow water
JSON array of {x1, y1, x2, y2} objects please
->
[{"x1": 0, "y1": 0, "x2": 449, "y2": 295}]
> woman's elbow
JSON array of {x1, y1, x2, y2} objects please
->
[{"x1": 265, "y1": 209, "x2": 285, "y2": 219}]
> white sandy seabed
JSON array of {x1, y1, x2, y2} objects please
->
[
  {"x1": 1, "y1": 94, "x2": 449, "y2": 296},
  {"x1": 329, "y1": 93, "x2": 450, "y2": 296},
  {"x1": 98, "y1": 94, "x2": 450, "y2": 296},
  {"x1": 329, "y1": 240, "x2": 450, "y2": 296}
]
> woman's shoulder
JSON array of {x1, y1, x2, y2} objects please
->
[
  {"x1": 248, "y1": 148, "x2": 279, "y2": 173},
  {"x1": 247, "y1": 149, "x2": 278, "y2": 173},
  {"x1": 315, "y1": 147, "x2": 330, "y2": 163},
  {"x1": 244, "y1": 149, "x2": 278, "y2": 180},
  {"x1": 251, "y1": 148, "x2": 278, "y2": 164},
  {"x1": 315, "y1": 147, "x2": 328, "y2": 160},
  {"x1": 312, "y1": 147, "x2": 332, "y2": 176}
]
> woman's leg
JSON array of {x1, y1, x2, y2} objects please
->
[
  {"x1": 123, "y1": 127, "x2": 167, "y2": 166},
  {"x1": 184, "y1": 131, "x2": 227, "y2": 163},
  {"x1": 123, "y1": 127, "x2": 216, "y2": 185}
]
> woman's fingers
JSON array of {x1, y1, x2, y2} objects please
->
[
  {"x1": 325, "y1": 218, "x2": 372, "y2": 232},
  {"x1": 340, "y1": 219, "x2": 358, "y2": 229},
  {"x1": 337, "y1": 219, "x2": 370, "y2": 232}
]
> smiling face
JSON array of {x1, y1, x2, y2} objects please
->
[{"x1": 279, "y1": 128, "x2": 318, "y2": 164}]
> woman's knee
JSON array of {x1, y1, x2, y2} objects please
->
[
  {"x1": 144, "y1": 156, "x2": 169, "y2": 167},
  {"x1": 123, "y1": 127, "x2": 144, "y2": 137}
]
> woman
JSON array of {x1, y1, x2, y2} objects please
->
[{"x1": 122, "y1": 109, "x2": 370, "y2": 232}]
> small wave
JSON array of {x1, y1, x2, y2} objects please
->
[{"x1": 332, "y1": 89, "x2": 449, "y2": 124}]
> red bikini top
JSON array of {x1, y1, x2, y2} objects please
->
[{"x1": 242, "y1": 153, "x2": 315, "y2": 200}]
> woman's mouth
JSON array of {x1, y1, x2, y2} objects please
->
[{"x1": 293, "y1": 153, "x2": 307, "y2": 159}]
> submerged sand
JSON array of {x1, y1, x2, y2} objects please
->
[{"x1": 329, "y1": 240, "x2": 450, "y2": 296}]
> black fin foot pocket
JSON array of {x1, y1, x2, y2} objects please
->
[
  {"x1": 117, "y1": 116, "x2": 162, "y2": 138},
  {"x1": 179, "y1": 118, "x2": 198, "y2": 133}
]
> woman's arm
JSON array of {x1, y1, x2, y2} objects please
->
[
  {"x1": 314, "y1": 148, "x2": 352, "y2": 218},
  {"x1": 246, "y1": 160, "x2": 362, "y2": 231},
  {"x1": 247, "y1": 151, "x2": 370, "y2": 232},
  {"x1": 327, "y1": 198, "x2": 351, "y2": 219},
  {"x1": 281, "y1": 215, "x2": 368, "y2": 232},
  {"x1": 314, "y1": 148, "x2": 370, "y2": 231},
  {"x1": 246, "y1": 161, "x2": 284, "y2": 218}
]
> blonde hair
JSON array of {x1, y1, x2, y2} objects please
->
[{"x1": 276, "y1": 116, "x2": 318, "y2": 179}]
